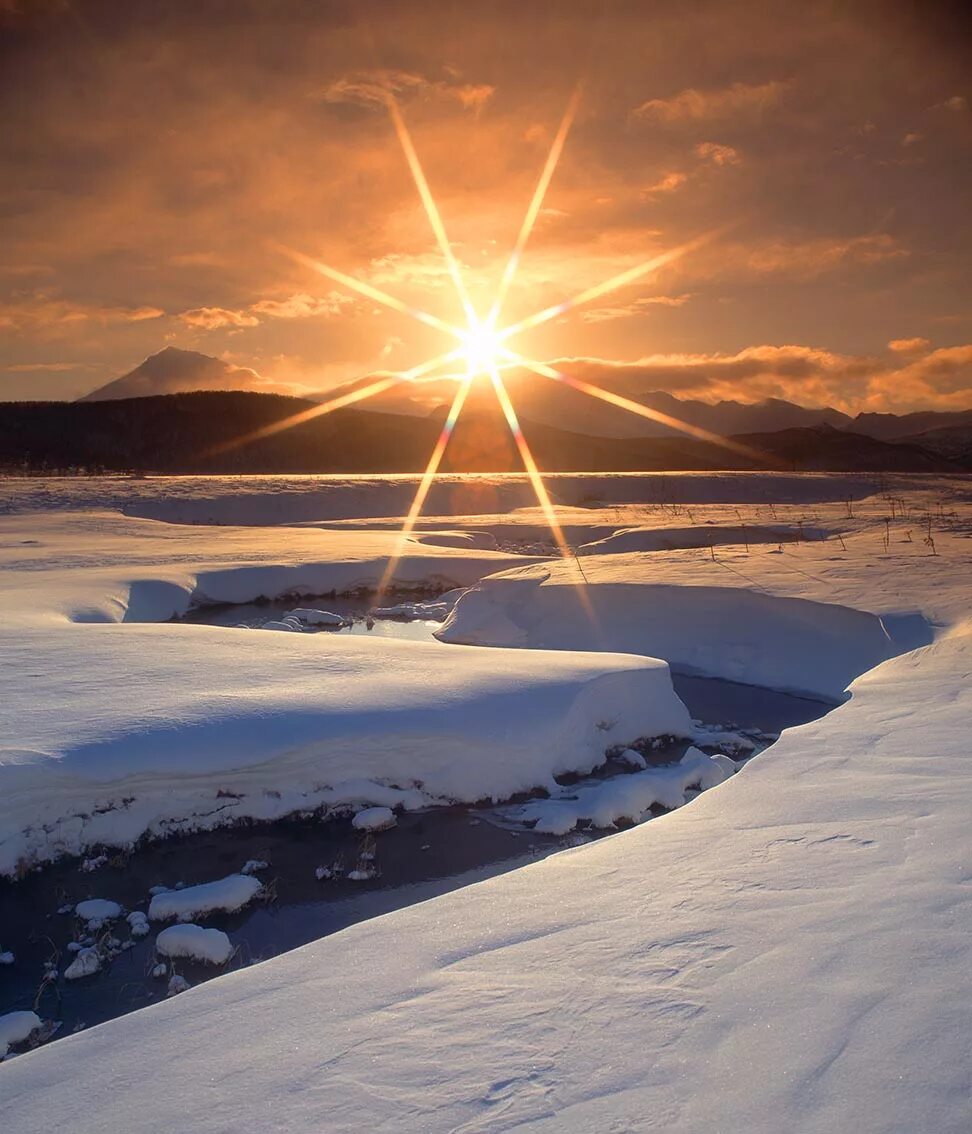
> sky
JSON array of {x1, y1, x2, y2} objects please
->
[{"x1": 1, "y1": 0, "x2": 971, "y2": 412}]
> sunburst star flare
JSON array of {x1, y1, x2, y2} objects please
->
[{"x1": 256, "y1": 91, "x2": 747, "y2": 595}]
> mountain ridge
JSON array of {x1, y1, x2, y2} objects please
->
[{"x1": 77, "y1": 347, "x2": 972, "y2": 442}]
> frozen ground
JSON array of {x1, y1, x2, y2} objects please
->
[{"x1": 1, "y1": 472, "x2": 970, "y2": 1133}]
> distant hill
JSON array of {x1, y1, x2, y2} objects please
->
[
  {"x1": 2, "y1": 390, "x2": 963, "y2": 475},
  {"x1": 76, "y1": 347, "x2": 972, "y2": 442}
]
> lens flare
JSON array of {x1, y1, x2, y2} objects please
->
[{"x1": 236, "y1": 91, "x2": 741, "y2": 601}]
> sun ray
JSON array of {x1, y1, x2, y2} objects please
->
[
  {"x1": 487, "y1": 87, "x2": 582, "y2": 328},
  {"x1": 486, "y1": 365, "x2": 595, "y2": 613},
  {"x1": 498, "y1": 226, "x2": 730, "y2": 343},
  {"x1": 205, "y1": 349, "x2": 463, "y2": 459},
  {"x1": 386, "y1": 96, "x2": 478, "y2": 326},
  {"x1": 280, "y1": 244, "x2": 463, "y2": 340},
  {"x1": 376, "y1": 375, "x2": 473, "y2": 599},
  {"x1": 502, "y1": 350, "x2": 777, "y2": 466}
]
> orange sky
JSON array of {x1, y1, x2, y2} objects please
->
[{"x1": 1, "y1": 0, "x2": 971, "y2": 411}]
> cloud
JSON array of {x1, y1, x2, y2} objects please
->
[
  {"x1": 316, "y1": 69, "x2": 494, "y2": 112},
  {"x1": 581, "y1": 294, "x2": 693, "y2": 323},
  {"x1": 935, "y1": 95, "x2": 967, "y2": 112},
  {"x1": 5, "y1": 361, "x2": 95, "y2": 372},
  {"x1": 742, "y1": 233, "x2": 907, "y2": 278},
  {"x1": 528, "y1": 341, "x2": 972, "y2": 412},
  {"x1": 0, "y1": 295, "x2": 164, "y2": 333},
  {"x1": 632, "y1": 81, "x2": 785, "y2": 123},
  {"x1": 178, "y1": 307, "x2": 260, "y2": 330},
  {"x1": 695, "y1": 141, "x2": 741, "y2": 166},
  {"x1": 888, "y1": 337, "x2": 931, "y2": 354},
  {"x1": 251, "y1": 291, "x2": 353, "y2": 319},
  {"x1": 901, "y1": 132, "x2": 923, "y2": 147},
  {"x1": 641, "y1": 172, "x2": 687, "y2": 197}
]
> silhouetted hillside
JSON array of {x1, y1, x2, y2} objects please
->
[{"x1": 0, "y1": 391, "x2": 963, "y2": 475}]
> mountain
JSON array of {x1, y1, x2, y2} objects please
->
[
  {"x1": 898, "y1": 422, "x2": 972, "y2": 465},
  {"x1": 337, "y1": 372, "x2": 855, "y2": 439},
  {"x1": 77, "y1": 348, "x2": 972, "y2": 443},
  {"x1": 2, "y1": 391, "x2": 962, "y2": 475},
  {"x1": 79, "y1": 347, "x2": 274, "y2": 402},
  {"x1": 849, "y1": 408, "x2": 972, "y2": 440}
]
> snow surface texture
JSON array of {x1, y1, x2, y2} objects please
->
[
  {"x1": 148, "y1": 875, "x2": 262, "y2": 921},
  {"x1": 155, "y1": 925, "x2": 233, "y2": 966},
  {"x1": 2, "y1": 474, "x2": 970, "y2": 1134},
  {"x1": 0, "y1": 510, "x2": 690, "y2": 874}
]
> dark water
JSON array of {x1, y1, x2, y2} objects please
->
[
  {"x1": 177, "y1": 596, "x2": 441, "y2": 642},
  {"x1": 0, "y1": 654, "x2": 834, "y2": 1055}
]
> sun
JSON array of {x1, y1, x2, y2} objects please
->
[
  {"x1": 460, "y1": 317, "x2": 504, "y2": 378},
  {"x1": 253, "y1": 88, "x2": 741, "y2": 599}
]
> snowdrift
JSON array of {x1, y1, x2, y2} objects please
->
[
  {"x1": 0, "y1": 621, "x2": 690, "y2": 875},
  {"x1": 438, "y1": 574, "x2": 897, "y2": 700}
]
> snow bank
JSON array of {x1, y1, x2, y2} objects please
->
[
  {"x1": 148, "y1": 875, "x2": 263, "y2": 921},
  {"x1": 577, "y1": 524, "x2": 828, "y2": 555},
  {"x1": 0, "y1": 595, "x2": 690, "y2": 873},
  {"x1": 439, "y1": 576, "x2": 895, "y2": 700},
  {"x1": 0, "y1": 1011, "x2": 40, "y2": 1057},
  {"x1": 155, "y1": 924, "x2": 234, "y2": 966},
  {"x1": 501, "y1": 747, "x2": 735, "y2": 834}
]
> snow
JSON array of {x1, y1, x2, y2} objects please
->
[
  {"x1": 1, "y1": 473, "x2": 970, "y2": 1134},
  {"x1": 0, "y1": 1012, "x2": 40, "y2": 1057},
  {"x1": 500, "y1": 747, "x2": 736, "y2": 834},
  {"x1": 148, "y1": 875, "x2": 263, "y2": 921},
  {"x1": 261, "y1": 618, "x2": 302, "y2": 631},
  {"x1": 438, "y1": 576, "x2": 900, "y2": 700},
  {"x1": 74, "y1": 899, "x2": 122, "y2": 923},
  {"x1": 287, "y1": 607, "x2": 346, "y2": 626},
  {"x1": 240, "y1": 859, "x2": 268, "y2": 875},
  {"x1": 155, "y1": 924, "x2": 234, "y2": 966},
  {"x1": 351, "y1": 806, "x2": 397, "y2": 832},
  {"x1": 0, "y1": 951, "x2": 14, "y2": 966},
  {"x1": 0, "y1": 505, "x2": 691, "y2": 874},
  {"x1": 577, "y1": 523, "x2": 828, "y2": 554},
  {"x1": 127, "y1": 911, "x2": 150, "y2": 938},
  {"x1": 63, "y1": 948, "x2": 101, "y2": 981}
]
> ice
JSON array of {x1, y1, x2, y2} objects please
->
[
  {"x1": 351, "y1": 806, "x2": 396, "y2": 832},
  {"x1": 63, "y1": 947, "x2": 101, "y2": 980},
  {"x1": 155, "y1": 924, "x2": 234, "y2": 966},
  {"x1": 148, "y1": 874, "x2": 263, "y2": 921},
  {"x1": 261, "y1": 619, "x2": 302, "y2": 632},
  {"x1": 0, "y1": 1011, "x2": 41, "y2": 1057}
]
